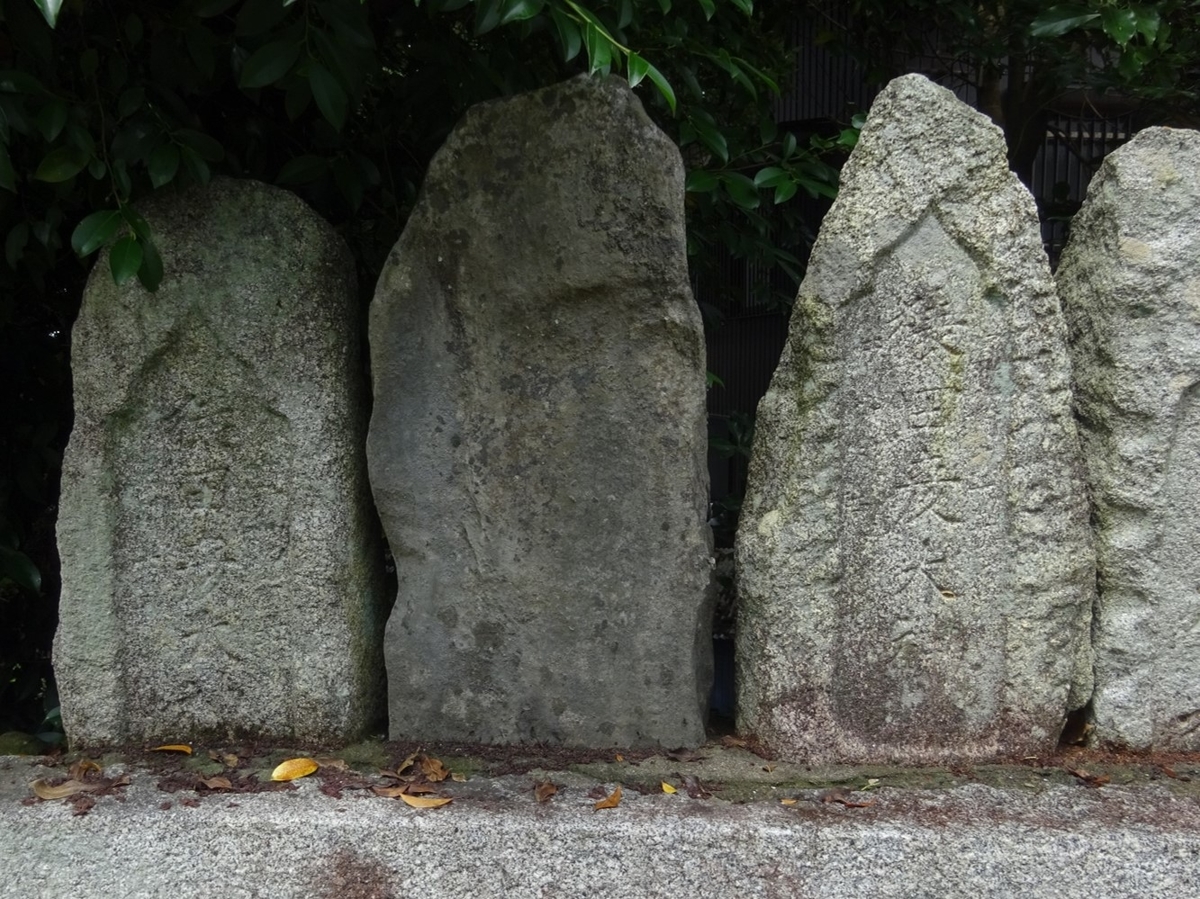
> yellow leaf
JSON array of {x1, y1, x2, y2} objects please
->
[
  {"x1": 271, "y1": 757, "x2": 318, "y2": 782},
  {"x1": 420, "y1": 755, "x2": 451, "y2": 782},
  {"x1": 661, "y1": 782, "x2": 677, "y2": 794},
  {"x1": 593, "y1": 785, "x2": 622, "y2": 810},
  {"x1": 151, "y1": 744, "x2": 192, "y2": 754},
  {"x1": 31, "y1": 778, "x2": 100, "y2": 800},
  {"x1": 780, "y1": 798, "x2": 798, "y2": 806},
  {"x1": 399, "y1": 793, "x2": 452, "y2": 809}
]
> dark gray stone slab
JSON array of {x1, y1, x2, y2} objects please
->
[
  {"x1": 1059, "y1": 126, "x2": 1200, "y2": 750},
  {"x1": 55, "y1": 178, "x2": 384, "y2": 747},
  {"x1": 736, "y1": 75, "x2": 1094, "y2": 763},
  {"x1": 368, "y1": 75, "x2": 711, "y2": 748}
]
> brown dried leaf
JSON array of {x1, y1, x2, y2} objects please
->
[
  {"x1": 534, "y1": 782, "x2": 558, "y2": 803},
  {"x1": 593, "y1": 785, "x2": 622, "y2": 810},
  {"x1": 451, "y1": 772, "x2": 467, "y2": 783},
  {"x1": 395, "y1": 753, "x2": 418, "y2": 775},
  {"x1": 679, "y1": 774, "x2": 712, "y2": 799},
  {"x1": 314, "y1": 757, "x2": 348, "y2": 771},
  {"x1": 271, "y1": 758, "x2": 319, "y2": 782},
  {"x1": 151, "y1": 744, "x2": 192, "y2": 755},
  {"x1": 763, "y1": 764, "x2": 776, "y2": 773},
  {"x1": 404, "y1": 783, "x2": 439, "y2": 795},
  {"x1": 199, "y1": 776, "x2": 233, "y2": 790},
  {"x1": 71, "y1": 795, "x2": 97, "y2": 816},
  {"x1": 1067, "y1": 768, "x2": 1110, "y2": 788},
  {"x1": 419, "y1": 755, "x2": 451, "y2": 782},
  {"x1": 69, "y1": 759, "x2": 102, "y2": 779},
  {"x1": 615, "y1": 754, "x2": 624, "y2": 763},
  {"x1": 399, "y1": 793, "x2": 452, "y2": 809},
  {"x1": 31, "y1": 778, "x2": 99, "y2": 801},
  {"x1": 371, "y1": 784, "x2": 410, "y2": 798}
]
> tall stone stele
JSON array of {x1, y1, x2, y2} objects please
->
[
  {"x1": 55, "y1": 178, "x2": 384, "y2": 747},
  {"x1": 736, "y1": 75, "x2": 1095, "y2": 763},
  {"x1": 1058, "y1": 127, "x2": 1200, "y2": 751},
  {"x1": 369, "y1": 75, "x2": 712, "y2": 747}
]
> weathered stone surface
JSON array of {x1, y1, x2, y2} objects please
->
[
  {"x1": 368, "y1": 75, "x2": 711, "y2": 748},
  {"x1": 55, "y1": 178, "x2": 384, "y2": 747},
  {"x1": 736, "y1": 75, "x2": 1095, "y2": 763},
  {"x1": 1058, "y1": 127, "x2": 1200, "y2": 750}
]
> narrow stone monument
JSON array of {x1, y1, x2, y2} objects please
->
[
  {"x1": 55, "y1": 178, "x2": 384, "y2": 747},
  {"x1": 1058, "y1": 127, "x2": 1200, "y2": 751},
  {"x1": 736, "y1": 75, "x2": 1095, "y2": 763},
  {"x1": 369, "y1": 75, "x2": 712, "y2": 747}
]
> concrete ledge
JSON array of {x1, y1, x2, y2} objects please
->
[{"x1": 4, "y1": 752, "x2": 1199, "y2": 898}]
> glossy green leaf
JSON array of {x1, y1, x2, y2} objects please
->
[
  {"x1": 1030, "y1": 5, "x2": 1099, "y2": 38},
  {"x1": 501, "y1": 0, "x2": 545, "y2": 25},
  {"x1": 584, "y1": 23, "x2": 613, "y2": 74},
  {"x1": 772, "y1": 181, "x2": 798, "y2": 204},
  {"x1": 1133, "y1": 7, "x2": 1161, "y2": 42},
  {"x1": 278, "y1": 154, "x2": 329, "y2": 184},
  {"x1": 685, "y1": 169, "x2": 718, "y2": 192},
  {"x1": 240, "y1": 39, "x2": 302, "y2": 88},
  {"x1": 627, "y1": 51, "x2": 649, "y2": 87},
  {"x1": 32, "y1": 0, "x2": 63, "y2": 29},
  {"x1": 71, "y1": 209, "x2": 123, "y2": 256},
  {"x1": 475, "y1": 0, "x2": 505, "y2": 35},
  {"x1": 148, "y1": 144, "x2": 180, "y2": 188},
  {"x1": 1101, "y1": 7, "x2": 1138, "y2": 45},
  {"x1": 34, "y1": 100, "x2": 67, "y2": 141},
  {"x1": 721, "y1": 172, "x2": 759, "y2": 209},
  {"x1": 657, "y1": 0, "x2": 671, "y2": 11},
  {"x1": 697, "y1": 0, "x2": 716, "y2": 20},
  {"x1": 309, "y1": 63, "x2": 348, "y2": 130},
  {"x1": 5, "y1": 222, "x2": 29, "y2": 267},
  {"x1": 34, "y1": 146, "x2": 88, "y2": 182},
  {"x1": 109, "y1": 235, "x2": 143, "y2": 285},
  {"x1": 549, "y1": 7, "x2": 582, "y2": 62},
  {"x1": 641, "y1": 58, "x2": 676, "y2": 114},
  {"x1": 175, "y1": 129, "x2": 224, "y2": 162},
  {"x1": 618, "y1": 0, "x2": 633, "y2": 29},
  {"x1": 180, "y1": 145, "x2": 211, "y2": 184},
  {"x1": 87, "y1": 157, "x2": 106, "y2": 179},
  {"x1": 317, "y1": 0, "x2": 375, "y2": 48},
  {"x1": 0, "y1": 545, "x2": 41, "y2": 593},
  {"x1": 0, "y1": 143, "x2": 15, "y2": 192},
  {"x1": 137, "y1": 236, "x2": 163, "y2": 291},
  {"x1": 729, "y1": 0, "x2": 752, "y2": 13},
  {"x1": 753, "y1": 166, "x2": 789, "y2": 188}
]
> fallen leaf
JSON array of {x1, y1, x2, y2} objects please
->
[
  {"x1": 31, "y1": 778, "x2": 99, "y2": 800},
  {"x1": 151, "y1": 744, "x2": 192, "y2": 754},
  {"x1": 451, "y1": 772, "x2": 467, "y2": 783},
  {"x1": 404, "y1": 783, "x2": 439, "y2": 795},
  {"x1": 763, "y1": 764, "x2": 776, "y2": 773},
  {"x1": 661, "y1": 782, "x2": 677, "y2": 794},
  {"x1": 780, "y1": 798, "x2": 799, "y2": 806},
  {"x1": 223, "y1": 753, "x2": 240, "y2": 768},
  {"x1": 593, "y1": 785, "x2": 622, "y2": 810},
  {"x1": 395, "y1": 753, "x2": 419, "y2": 775},
  {"x1": 420, "y1": 755, "x2": 451, "y2": 782},
  {"x1": 69, "y1": 759, "x2": 102, "y2": 779},
  {"x1": 314, "y1": 757, "x2": 348, "y2": 771},
  {"x1": 271, "y1": 758, "x2": 319, "y2": 782},
  {"x1": 198, "y1": 776, "x2": 232, "y2": 790},
  {"x1": 371, "y1": 785, "x2": 410, "y2": 799},
  {"x1": 615, "y1": 754, "x2": 625, "y2": 763},
  {"x1": 679, "y1": 774, "x2": 712, "y2": 799},
  {"x1": 1161, "y1": 766, "x2": 1179, "y2": 779},
  {"x1": 399, "y1": 793, "x2": 452, "y2": 809},
  {"x1": 1067, "y1": 768, "x2": 1110, "y2": 788},
  {"x1": 862, "y1": 778, "x2": 881, "y2": 790},
  {"x1": 818, "y1": 787, "x2": 875, "y2": 808},
  {"x1": 534, "y1": 782, "x2": 558, "y2": 803}
]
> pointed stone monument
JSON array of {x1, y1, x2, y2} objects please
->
[{"x1": 736, "y1": 75, "x2": 1095, "y2": 763}]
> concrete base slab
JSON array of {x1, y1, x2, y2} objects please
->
[{"x1": 3, "y1": 749, "x2": 1198, "y2": 898}]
